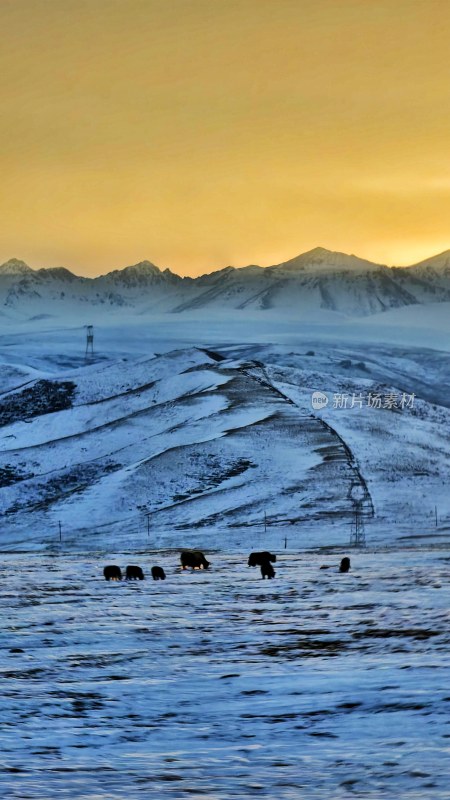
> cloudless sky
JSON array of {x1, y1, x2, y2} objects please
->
[{"x1": 0, "y1": 0, "x2": 449, "y2": 276}]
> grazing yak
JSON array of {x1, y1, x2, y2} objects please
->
[
  {"x1": 248, "y1": 551, "x2": 277, "y2": 567},
  {"x1": 103, "y1": 565, "x2": 122, "y2": 581},
  {"x1": 339, "y1": 557, "x2": 351, "y2": 573},
  {"x1": 125, "y1": 565, "x2": 145, "y2": 580},
  {"x1": 260, "y1": 560, "x2": 276, "y2": 579},
  {"x1": 151, "y1": 566, "x2": 166, "y2": 581},
  {"x1": 180, "y1": 551, "x2": 210, "y2": 570}
]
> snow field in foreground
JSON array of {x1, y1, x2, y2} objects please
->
[{"x1": 0, "y1": 548, "x2": 449, "y2": 799}]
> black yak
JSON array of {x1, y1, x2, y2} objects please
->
[
  {"x1": 248, "y1": 551, "x2": 276, "y2": 567},
  {"x1": 339, "y1": 557, "x2": 351, "y2": 573},
  {"x1": 151, "y1": 566, "x2": 166, "y2": 581},
  {"x1": 125, "y1": 565, "x2": 145, "y2": 580},
  {"x1": 261, "y1": 561, "x2": 276, "y2": 579},
  {"x1": 180, "y1": 551, "x2": 210, "y2": 570},
  {"x1": 103, "y1": 565, "x2": 122, "y2": 581}
]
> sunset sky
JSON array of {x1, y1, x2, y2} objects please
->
[{"x1": 1, "y1": 0, "x2": 449, "y2": 277}]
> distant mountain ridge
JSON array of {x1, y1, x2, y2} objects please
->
[{"x1": 1, "y1": 247, "x2": 450, "y2": 320}]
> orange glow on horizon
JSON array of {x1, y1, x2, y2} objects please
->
[{"x1": 0, "y1": 0, "x2": 449, "y2": 278}]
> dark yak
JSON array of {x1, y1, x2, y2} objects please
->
[
  {"x1": 103, "y1": 565, "x2": 122, "y2": 581},
  {"x1": 180, "y1": 551, "x2": 210, "y2": 570},
  {"x1": 248, "y1": 551, "x2": 277, "y2": 567},
  {"x1": 151, "y1": 566, "x2": 166, "y2": 581},
  {"x1": 260, "y1": 561, "x2": 276, "y2": 579},
  {"x1": 339, "y1": 557, "x2": 351, "y2": 573},
  {"x1": 125, "y1": 565, "x2": 145, "y2": 580}
]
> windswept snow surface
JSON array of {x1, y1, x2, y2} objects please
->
[{"x1": 0, "y1": 549, "x2": 449, "y2": 799}]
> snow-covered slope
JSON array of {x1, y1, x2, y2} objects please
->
[
  {"x1": 0, "y1": 329, "x2": 449, "y2": 550},
  {"x1": 401, "y1": 250, "x2": 450, "y2": 297},
  {"x1": 1, "y1": 247, "x2": 450, "y2": 320},
  {"x1": 167, "y1": 247, "x2": 450, "y2": 315}
]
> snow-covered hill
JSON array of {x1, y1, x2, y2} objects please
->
[
  {"x1": 0, "y1": 327, "x2": 448, "y2": 550},
  {"x1": 1, "y1": 247, "x2": 450, "y2": 320}
]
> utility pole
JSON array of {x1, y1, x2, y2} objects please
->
[{"x1": 58, "y1": 520, "x2": 62, "y2": 542}]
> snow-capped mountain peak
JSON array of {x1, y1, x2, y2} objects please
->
[
  {"x1": 274, "y1": 247, "x2": 384, "y2": 273},
  {"x1": 410, "y1": 249, "x2": 450, "y2": 270},
  {"x1": 121, "y1": 259, "x2": 161, "y2": 273},
  {"x1": 0, "y1": 258, "x2": 33, "y2": 275},
  {"x1": 36, "y1": 267, "x2": 80, "y2": 282},
  {"x1": 98, "y1": 260, "x2": 182, "y2": 288}
]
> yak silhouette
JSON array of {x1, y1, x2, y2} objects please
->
[
  {"x1": 180, "y1": 551, "x2": 210, "y2": 570},
  {"x1": 103, "y1": 565, "x2": 122, "y2": 581},
  {"x1": 125, "y1": 565, "x2": 144, "y2": 580},
  {"x1": 248, "y1": 551, "x2": 276, "y2": 567},
  {"x1": 151, "y1": 566, "x2": 166, "y2": 581}
]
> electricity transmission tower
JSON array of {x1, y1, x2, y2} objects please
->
[
  {"x1": 350, "y1": 500, "x2": 366, "y2": 547},
  {"x1": 85, "y1": 325, "x2": 94, "y2": 359}
]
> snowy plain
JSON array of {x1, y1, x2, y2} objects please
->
[
  {"x1": 0, "y1": 310, "x2": 449, "y2": 798},
  {"x1": 1, "y1": 549, "x2": 449, "y2": 799}
]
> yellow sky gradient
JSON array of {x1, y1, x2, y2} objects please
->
[{"x1": 1, "y1": 0, "x2": 449, "y2": 277}]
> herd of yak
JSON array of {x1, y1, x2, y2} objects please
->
[{"x1": 103, "y1": 551, "x2": 351, "y2": 581}]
